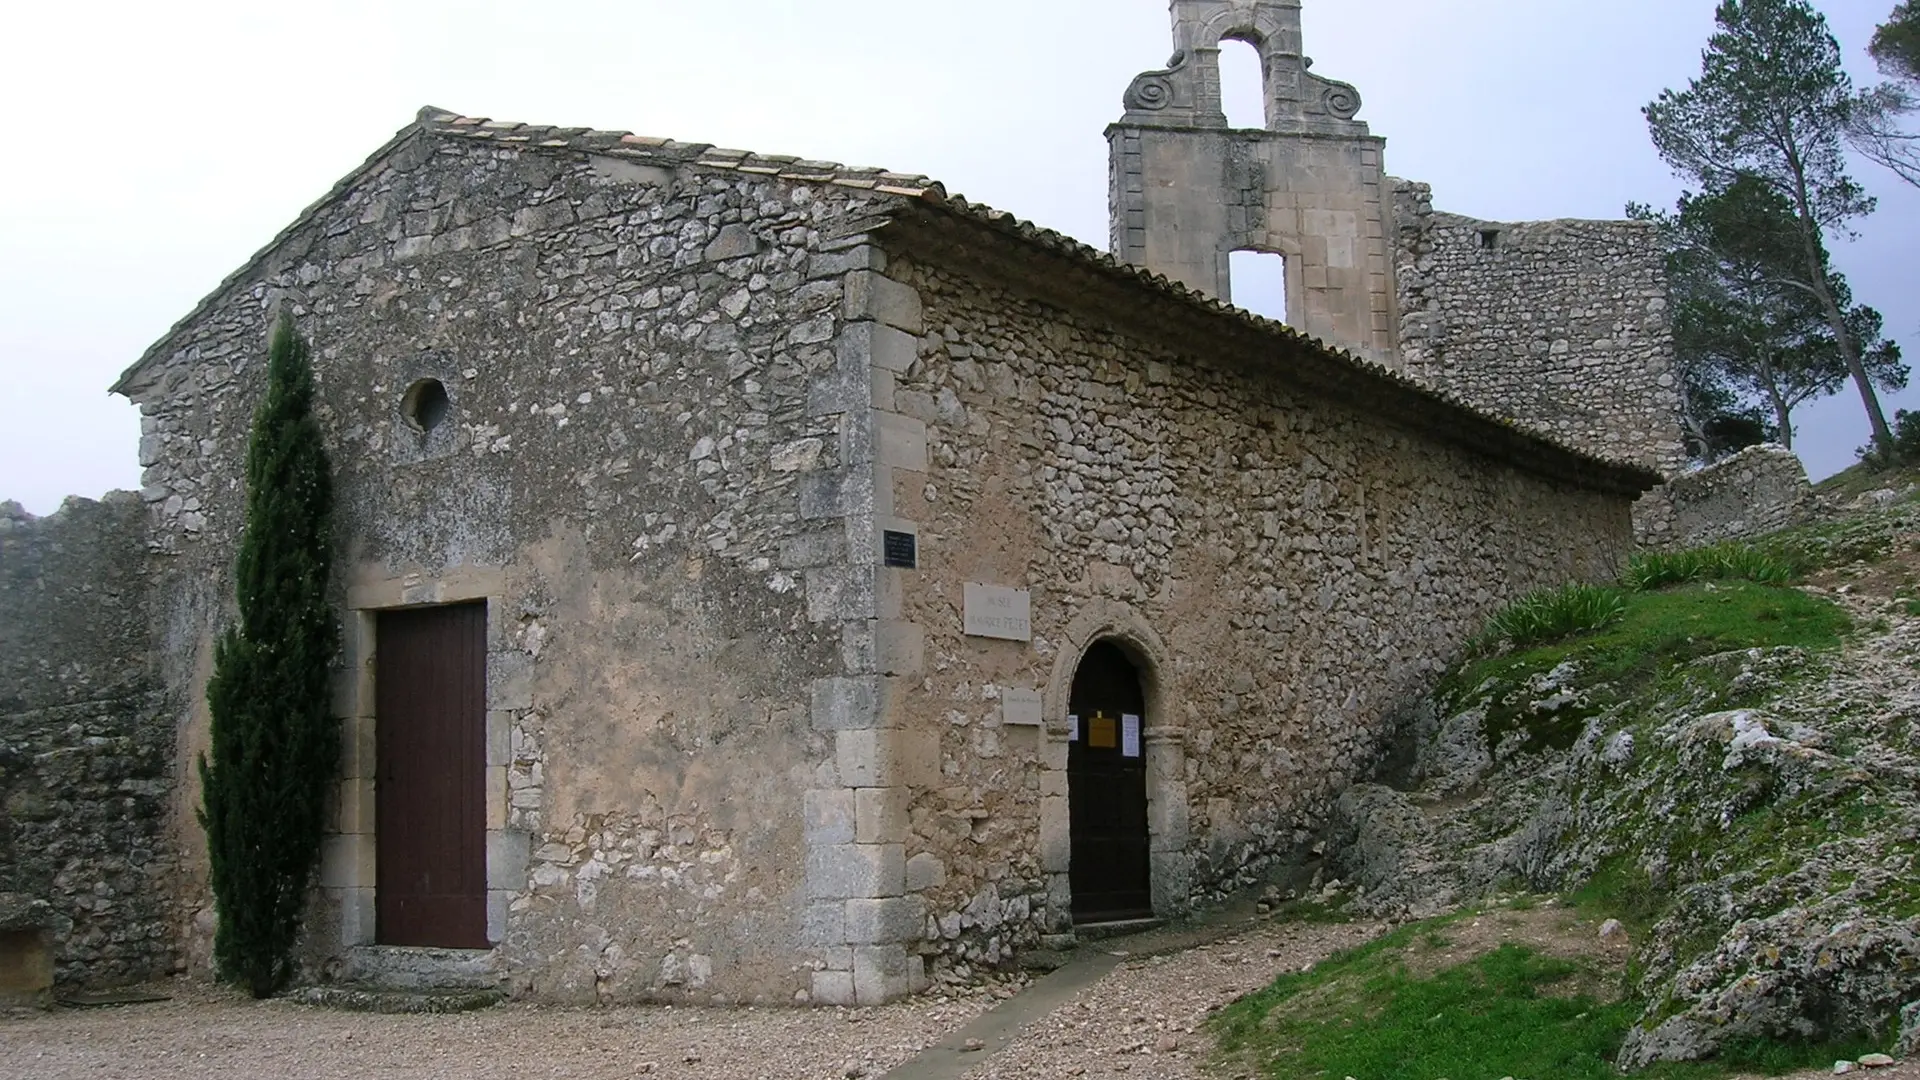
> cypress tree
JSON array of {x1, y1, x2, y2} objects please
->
[{"x1": 198, "y1": 312, "x2": 339, "y2": 998}]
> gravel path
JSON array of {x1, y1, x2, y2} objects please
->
[
  {"x1": 952, "y1": 919, "x2": 1383, "y2": 1080},
  {"x1": 0, "y1": 983, "x2": 995, "y2": 1080},
  {"x1": 4, "y1": 915, "x2": 1911, "y2": 1080}
]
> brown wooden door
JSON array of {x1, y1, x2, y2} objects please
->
[
  {"x1": 1068, "y1": 641, "x2": 1153, "y2": 922},
  {"x1": 375, "y1": 602, "x2": 489, "y2": 949}
]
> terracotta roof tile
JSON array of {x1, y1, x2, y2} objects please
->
[{"x1": 416, "y1": 111, "x2": 946, "y2": 197}]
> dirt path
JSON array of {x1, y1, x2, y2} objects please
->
[
  {"x1": 946, "y1": 919, "x2": 1382, "y2": 1080},
  {"x1": 0, "y1": 984, "x2": 991, "y2": 1080},
  {"x1": 3, "y1": 913, "x2": 1910, "y2": 1080}
]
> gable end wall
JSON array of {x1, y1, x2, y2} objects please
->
[{"x1": 123, "y1": 135, "x2": 909, "y2": 1004}]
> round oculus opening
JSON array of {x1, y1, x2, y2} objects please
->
[{"x1": 401, "y1": 378, "x2": 451, "y2": 433}]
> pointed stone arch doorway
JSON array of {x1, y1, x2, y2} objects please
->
[
  {"x1": 1067, "y1": 640, "x2": 1153, "y2": 922},
  {"x1": 1039, "y1": 601, "x2": 1192, "y2": 934}
]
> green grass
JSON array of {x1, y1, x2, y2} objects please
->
[
  {"x1": 1267, "y1": 894, "x2": 1356, "y2": 924},
  {"x1": 1814, "y1": 453, "x2": 1920, "y2": 501},
  {"x1": 1567, "y1": 858, "x2": 1670, "y2": 931},
  {"x1": 1212, "y1": 933, "x2": 1882, "y2": 1080},
  {"x1": 1447, "y1": 581, "x2": 1850, "y2": 720}
]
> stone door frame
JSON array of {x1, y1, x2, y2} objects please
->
[
  {"x1": 1038, "y1": 601, "x2": 1191, "y2": 932},
  {"x1": 326, "y1": 566, "x2": 527, "y2": 954}
]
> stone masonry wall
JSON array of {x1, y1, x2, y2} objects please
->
[
  {"x1": 1392, "y1": 180, "x2": 1685, "y2": 478},
  {"x1": 864, "y1": 243, "x2": 1635, "y2": 979},
  {"x1": 1633, "y1": 444, "x2": 1813, "y2": 551},
  {"x1": 122, "y1": 129, "x2": 906, "y2": 1004},
  {"x1": 0, "y1": 494, "x2": 174, "y2": 988}
]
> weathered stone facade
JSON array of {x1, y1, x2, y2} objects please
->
[
  {"x1": 86, "y1": 102, "x2": 1658, "y2": 1006},
  {"x1": 866, "y1": 215, "x2": 1643, "y2": 974},
  {"x1": 114, "y1": 115, "x2": 944, "y2": 1005},
  {"x1": 1391, "y1": 181, "x2": 1686, "y2": 476},
  {"x1": 7, "y1": 0, "x2": 1703, "y2": 1008},
  {"x1": 1634, "y1": 444, "x2": 1814, "y2": 551},
  {"x1": 0, "y1": 495, "x2": 174, "y2": 989}
]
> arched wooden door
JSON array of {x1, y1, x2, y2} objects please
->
[{"x1": 1067, "y1": 640, "x2": 1152, "y2": 922}]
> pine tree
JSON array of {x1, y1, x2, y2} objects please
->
[
  {"x1": 1852, "y1": 3, "x2": 1920, "y2": 189},
  {"x1": 1639, "y1": 178, "x2": 1906, "y2": 454},
  {"x1": 1645, "y1": 0, "x2": 1895, "y2": 454},
  {"x1": 198, "y1": 312, "x2": 339, "y2": 998},
  {"x1": 1872, "y1": 1, "x2": 1920, "y2": 83}
]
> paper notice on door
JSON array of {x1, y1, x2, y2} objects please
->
[
  {"x1": 1121, "y1": 714, "x2": 1142, "y2": 758},
  {"x1": 1088, "y1": 714, "x2": 1118, "y2": 749},
  {"x1": 1067, "y1": 714, "x2": 1080, "y2": 742}
]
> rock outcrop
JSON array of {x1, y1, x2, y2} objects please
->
[{"x1": 1327, "y1": 499, "x2": 1920, "y2": 1066}]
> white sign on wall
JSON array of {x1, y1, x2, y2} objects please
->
[
  {"x1": 963, "y1": 583, "x2": 1032, "y2": 641},
  {"x1": 1002, "y1": 688, "x2": 1043, "y2": 726}
]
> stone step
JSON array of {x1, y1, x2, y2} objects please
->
[
  {"x1": 1070, "y1": 917, "x2": 1166, "y2": 942},
  {"x1": 290, "y1": 984, "x2": 506, "y2": 1015},
  {"x1": 340, "y1": 945, "x2": 502, "y2": 991}
]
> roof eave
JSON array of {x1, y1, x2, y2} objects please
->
[{"x1": 871, "y1": 196, "x2": 1665, "y2": 499}]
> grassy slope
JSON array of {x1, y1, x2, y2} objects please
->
[
  {"x1": 1212, "y1": 481, "x2": 1920, "y2": 1077},
  {"x1": 1213, "y1": 915, "x2": 1883, "y2": 1080}
]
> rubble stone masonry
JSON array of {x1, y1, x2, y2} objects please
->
[
  {"x1": 117, "y1": 127, "x2": 914, "y2": 1004},
  {"x1": 0, "y1": 494, "x2": 173, "y2": 988},
  {"x1": 864, "y1": 230, "x2": 1636, "y2": 975},
  {"x1": 48, "y1": 99, "x2": 1663, "y2": 1006},
  {"x1": 1392, "y1": 180, "x2": 1686, "y2": 478},
  {"x1": 1634, "y1": 444, "x2": 1814, "y2": 551}
]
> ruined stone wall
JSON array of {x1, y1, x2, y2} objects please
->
[
  {"x1": 1633, "y1": 444, "x2": 1813, "y2": 551},
  {"x1": 122, "y1": 132, "x2": 901, "y2": 1004},
  {"x1": 0, "y1": 495, "x2": 174, "y2": 987},
  {"x1": 1392, "y1": 180, "x2": 1685, "y2": 477},
  {"x1": 868, "y1": 248, "x2": 1634, "y2": 977}
]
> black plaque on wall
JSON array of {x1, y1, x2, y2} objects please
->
[{"x1": 882, "y1": 530, "x2": 918, "y2": 569}]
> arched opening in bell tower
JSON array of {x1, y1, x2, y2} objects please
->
[{"x1": 1218, "y1": 37, "x2": 1267, "y2": 130}]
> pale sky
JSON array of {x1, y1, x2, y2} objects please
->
[{"x1": 2, "y1": 0, "x2": 1913, "y2": 515}]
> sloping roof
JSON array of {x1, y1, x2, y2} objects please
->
[
  {"x1": 115, "y1": 106, "x2": 1663, "y2": 495},
  {"x1": 112, "y1": 107, "x2": 948, "y2": 395},
  {"x1": 874, "y1": 198, "x2": 1662, "y2": 495}
]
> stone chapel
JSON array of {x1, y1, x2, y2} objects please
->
[{"x1": 0, "y1": 0, "x2": 1677, "y2": 1006}]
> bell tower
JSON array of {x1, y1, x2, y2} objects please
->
[{"x1": 1109, "y1": 0, "x2": 1398, "y2": 360}]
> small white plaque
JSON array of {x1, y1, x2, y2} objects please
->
[
  {"x1": 1121, "y1": 714, "x2": 1142, "y2": 758},
  {"x1": 1068, "y1": 714, "x2": 1080, "y2": 742},
  {"x1": 963, "y1": 583, "x2": 1032, "y2": 641},
  {"x1": 1002, "y1": 688, "x2": 1043, "y2": 727}
]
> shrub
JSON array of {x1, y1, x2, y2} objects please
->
[
  {"x1": 1472, "y1": 583, "x2": 1626, "y2": 653},
  {"x1": 1855, "y1": 408, "x2": 1920, "y2": 470}
]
